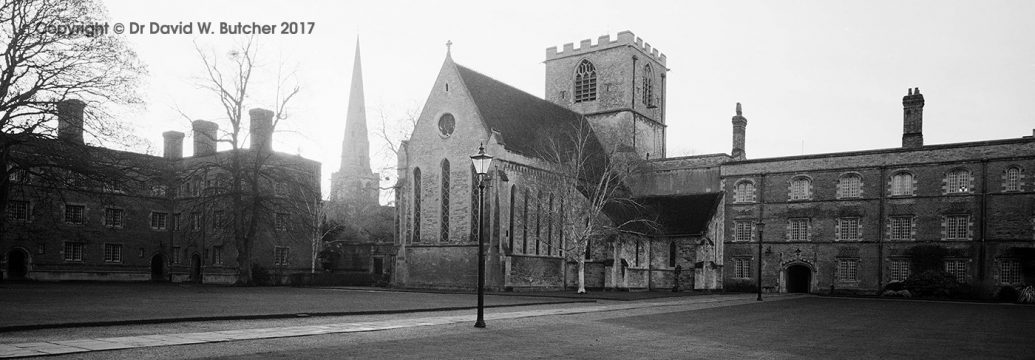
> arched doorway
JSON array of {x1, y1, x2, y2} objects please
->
[
  {"x1": 150, "y1": 254, "x2": 165, "y2": 281},
  {"x1": 190, "y1": 254, "x2": 202, "y2": 283},
  {"x1": 786, "y1": 264, "x2": 812, "y2": 293},
  {"x1": 6, "y1": 249, "x2": 29, "y2": 280}
]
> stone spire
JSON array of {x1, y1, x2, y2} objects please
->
[
  {"x1": 340, "y1": 38, "x2": 371, "y2": 174},
  {"x1": 330, "y1": 38, "x2": 379, "y2": 205}
]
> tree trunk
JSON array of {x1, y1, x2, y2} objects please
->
[{"x1": 577, "y1": 258, "x2": 586, "y2": 294}]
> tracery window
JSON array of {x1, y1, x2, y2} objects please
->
[
  {"x1": 574, "y1": 60, "x2": 597, "y2": 103},
  {"x1": 891, "y1": 172, "x2": 914, "y2": 196},
  {"x1": 946, "y1": 169, "x2": 971, "y2": 193},
  {"x1": 837, "y1": 174, "x2": 862, "y2": 199},
  {"x1": 642, "y1": 64, "x2": 654, "y2": 106},
  {"x1": 412, "y1": 168, "x2": 422, "y2": 242}
]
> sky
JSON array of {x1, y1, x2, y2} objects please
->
[{"x1": 101, "y1": 0, "x2": 1035, "y2": 202}]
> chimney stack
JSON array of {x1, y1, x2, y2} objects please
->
[
  {"x1": 191, "y1": 120, "x2": 218, "y2": 157},
  {"x1": 902, "y1": 87, "x2": 924, "y2": 148},
  {"x1": 249, "y1": 108, "x2": 274, "y2": 153},
  {"x1": 57, "y1": 99, "x2": 86, "y2": 144},
  {"x1": 162, "y1": 131, "x2": 184, "y2": 160},
  {"x1": 731, "y1": 102, "x2": 747, "y2": 160}
]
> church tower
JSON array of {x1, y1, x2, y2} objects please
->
[
  {"x1": 330, "y1": 39, "x2": 380, "y2": 207},
  {"x1": 544, "y1": 31, "x2": 668, "y2": 158}
]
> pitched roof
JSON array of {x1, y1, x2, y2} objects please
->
[{"x1": 454, "y1": 64, "x2": 604, "y2": 161}]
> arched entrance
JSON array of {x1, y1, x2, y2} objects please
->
[
  {"x1": 786, "y1": 264, "x2": 812, "y2": 293},
  {"x1": 190, "y1": 254, "x2": 202, "y2": 283},
  {"x1": 150, "y1": 254, "x2": 165, "y2": 281},
  {"x1": 6, "y1": 249, "x2": 29, "y2": 280}
]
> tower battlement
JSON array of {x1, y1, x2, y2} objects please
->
[{"x1": 545, "y1": 30, "x2": 666, "y2": 66}]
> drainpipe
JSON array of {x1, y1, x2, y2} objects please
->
[
  {"x1": 978, "y1": 159, "x2": 988, "y2": 287},
  {"x1": 631, "y1": 55, "x2": 638, "y2": 152},
  {"x1": 877, "y1": 166, "x2": 886, "y2": 291}
]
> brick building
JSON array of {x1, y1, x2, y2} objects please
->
[
  {"x1": 393, "y1": 30, "x2": 1034, "y2": 295},
  {"x1": 718, "y1": 89, "x2": 1035, "y2": 295},
  {"x1": 2, "y1": 101, "x2": 321, "y2": 283}
]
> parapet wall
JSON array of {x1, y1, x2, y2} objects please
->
[{"x1": 546, "y1": 30, "x2": 666, "y2": 66}]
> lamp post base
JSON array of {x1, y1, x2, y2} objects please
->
[{"x1": 474, "y1": 320, "x2": 486, "y2": 328}]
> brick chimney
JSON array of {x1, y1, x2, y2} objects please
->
[
  {"x1": 57, "y1": 99, "x2": 86, "y2": 144},
  {"x1": 731, "y1": 102, "x2": 747, "y2": 160},
  {"x1": 192, "y1": 120, "x2": 218, "y2": 157},
  {"x1": 902, "y1": 87, "x2": 924, "y2": 149},
  {"x1": 162, "y1": 131, "x2": 184, "y2": 160},
  {"x1": 249, "y1": 108, "x2": 274, "y2": 153}
]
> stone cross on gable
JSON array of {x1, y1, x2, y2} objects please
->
[{"x1": 446, "y1": 40, "x2": 453, "y2": 53}]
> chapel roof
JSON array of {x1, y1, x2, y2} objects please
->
[{"x1": 454, "y1": 64, "x2": 605, "y2": 161}]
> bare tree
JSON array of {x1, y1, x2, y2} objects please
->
[
  {"x1": 544, "y1": 121, "x2": 660, "y2": 293},
  {"x1": 178, "y1": 39, "x2": 312, "y2": 285},
  {"x1": 373, "y1": 103, "x2": 419, "y2": 205},
  {"x1": 0, "y1": 0, "x2": 145, "y2": 240}
]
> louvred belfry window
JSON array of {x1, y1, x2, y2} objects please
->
[{"x1": 574, "y1": 60, "x2": 597, "y2": 103}]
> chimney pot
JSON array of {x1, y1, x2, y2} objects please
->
[
  {"x1": 249, "y1": 108, "x2": 275, "y2": 152},
  {"x1": 57, "y1": 99, "x2": 86, "y2": 144},
  {"x1": 162, "y1": 131, "x2": 185, "y2": 160},
  {"x1": 192, "y1": 120, "x2": 219, "y2": 156}
]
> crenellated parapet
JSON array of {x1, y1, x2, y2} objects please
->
[{"x1": 545, "y1": 30, "x2": 666, "y2": 66}]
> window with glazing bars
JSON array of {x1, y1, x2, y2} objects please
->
[
  {"x1": 104, "y1": 244, "x2": 122, "y2": 263},
  {"x1": 837, "y1": 259, "x2": 858, "y2": 281},
  {"x1": 999, "y1": 259, "x2": 1022, "y2": 284},
  {"x1": 790, "y1": 178, "x2": 810, "y2": 200},
  {"x1": 734, "y1": 182, "x2": 754, "y2": 203},
  {"x1": 890, "y1": 216, "x2": 913, "y2": 240},
  {"x1": 838, "y1": 175, "x2": 862, "y2": 198},
  {"x1": 1004, "y1": 167, "x2": 1021, "y2": 191},
  {"x1": 734, "y1": 258, "x2": 751, "y2": 278},
  {"x1": 944, "y1": 215, "x2": 970, "y2": 239},
  {"x1": 837, "y1": 217, "x2": 860, "y2": 240},
  {"x1": 889, "y1": 259, "x2": 910, "y2": 282},
  {"x1": 788, "y1": 218, "x2": 809, "y2": 241},
  {"x1": 573, "y1": 60, "x2": 597, "y2": 103},
  {"x1": 944, "y1": 260, "x2": 967, "y2": 283},
  {"x1": 947, "y1": 170, "x2": 970, "y2": 193},
  {"x1": 891, "y1": 173, "x2": 913, "y2": 196},
  {"x1": 734, "y1": 222, "x2": 753, "y2": 242}
]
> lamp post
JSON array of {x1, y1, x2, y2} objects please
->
[
  {"x1": 756, "y1": 222, "x2": 765, "y2": 301},
  {"x1": 470, "y1": 143, "x2": 493, "y2": 328}
]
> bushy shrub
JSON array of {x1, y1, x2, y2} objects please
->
[
  {"x1": 903, "y1": 270, "x2": 959, "y2": 298},
  {"x1": 883, "y1": 281, "x2": 905, "y2": 292},
  {"x1": 994, "y1": 286, "x2": 1018, "y2": 303},
  {"x1": 1019, "y1": 286, "x2": 1035, "y2": 304},
  {"x1": 724, "y1": 279, "x2": 757, "y2": 293}
]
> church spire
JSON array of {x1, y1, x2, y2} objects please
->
[{"x1": 340, "y1": 38, "x2": 371, "y2": 174}]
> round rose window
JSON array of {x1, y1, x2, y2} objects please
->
[{"x1": 438, "y1": 113, "x2": 455, "y2": 136}]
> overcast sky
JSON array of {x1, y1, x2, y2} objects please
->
[{"x1": 102, "y1": 0, "x2": 1035, "y2": 201}]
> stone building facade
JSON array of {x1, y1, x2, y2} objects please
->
[
  {"x1": 393, "y1": 30, "x2": 1035, "y2": 296},
  {"x1": 2, "y1": 101, "x2": 321, "y2": 283},
  {"x1": 323, "y1": 40, "x2": 396, "y2": 280},
  {"x1": 393, "y1": 31, "x2": 723, "y2": 291}
]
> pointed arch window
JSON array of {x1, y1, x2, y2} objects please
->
[
  {"x1": 574, "y1": 60, "x2": 597, "y2": 103},
  {"x1": 642, "y1": 64, "x2": 655, "y2": 106},
  {"x1": 440, "y1": 159, "x2": 450, "y2": 242},
  {"x1": 509, "y1": 184, "x2": 516, "y2": 252},
  {"x1": 412, "y1": 168, "x2": 422, "y2": 243}
]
